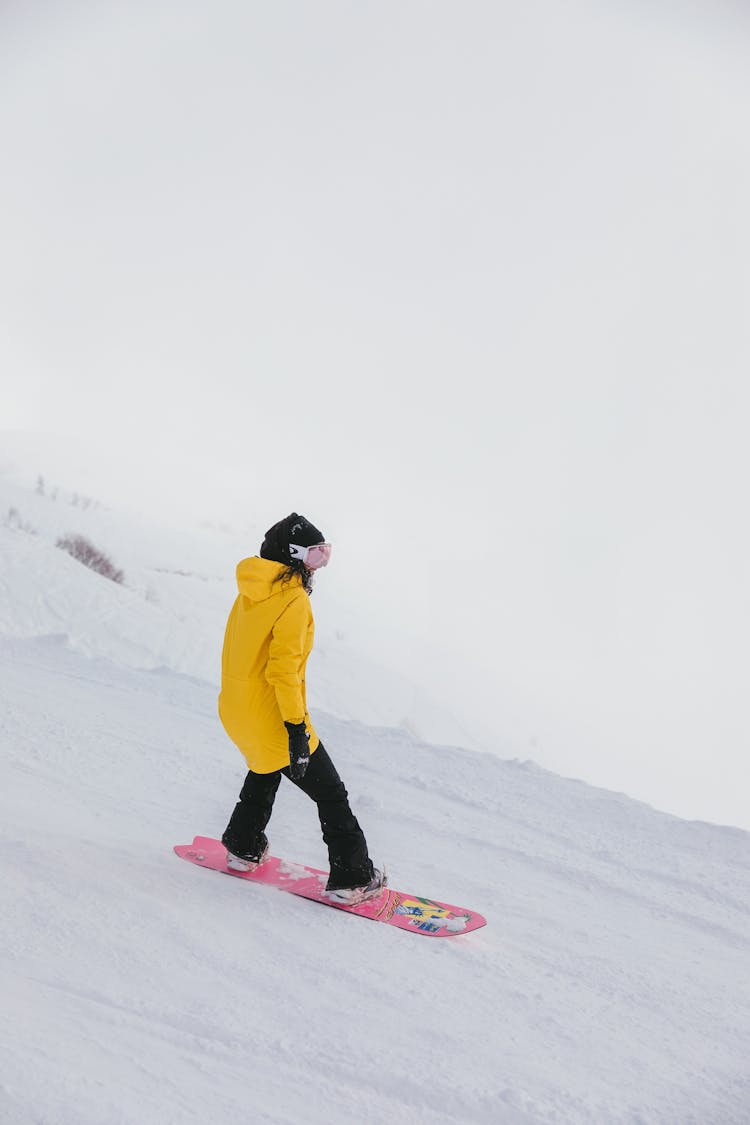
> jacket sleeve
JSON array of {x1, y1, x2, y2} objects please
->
[{"x1": 266, "y1": 594, "x2": 309, "y2": 724}]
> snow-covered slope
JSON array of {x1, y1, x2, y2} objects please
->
[
  {"x1": 2, "y1": 469, "x2": 750, "y2": 1122},
  {"x1": 2, "y1": 635, "x2": 749, "y2": 1124}
]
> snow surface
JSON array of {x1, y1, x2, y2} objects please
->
[{"x1": 2, "y1": 477, "x2": 750, "y2": 1123}]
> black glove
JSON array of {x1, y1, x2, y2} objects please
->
[{"x1": 285, "y1": 721, "x2": 310, "y2": 781}]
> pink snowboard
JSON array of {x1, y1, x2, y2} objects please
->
[{"x1": 174, "y1": 836, "x2": 487, "y2": 938}]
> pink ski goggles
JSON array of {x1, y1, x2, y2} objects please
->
[{"x1": 289, "y1": 541, "x2": 332, "y2": 569}]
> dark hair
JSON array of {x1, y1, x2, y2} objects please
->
[{"x1": 273, "y1": 558, "x2": 314, "y2": 595}]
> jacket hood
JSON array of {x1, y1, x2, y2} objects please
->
[{"x1": 236, "y1": 556, "x2": 301, "y2": 603}]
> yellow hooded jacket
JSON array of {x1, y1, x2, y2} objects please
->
[{"x1": 218, "y1": 556, "x2": 320, "y2": 773}]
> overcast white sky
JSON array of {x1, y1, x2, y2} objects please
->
[{"x1": 2, "y1": 0, "x2": 750, "y2": 828}]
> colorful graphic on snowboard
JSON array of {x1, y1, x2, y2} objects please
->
[{"x1": 174, "y1": 836, "x2": 486, "y2": 938}]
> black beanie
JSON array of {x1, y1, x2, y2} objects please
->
[{"x1": 260, "y1": 513, "x2": 325, "y2": 565}]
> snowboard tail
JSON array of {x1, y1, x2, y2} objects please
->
[{"x1": 174, "y1": 836, "x2": 486, "y2": 938}]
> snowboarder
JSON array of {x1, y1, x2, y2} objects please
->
[{"x1": 218, "y1": 512, "x2": 385, "y2": 905}]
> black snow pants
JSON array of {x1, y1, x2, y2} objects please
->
[{"x1": 222, "y1": 742, "x2": 374, "y2": 891}]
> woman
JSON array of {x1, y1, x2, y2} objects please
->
[{"x1": 218, "y1": 512, "x2": 385, "y2": 905}]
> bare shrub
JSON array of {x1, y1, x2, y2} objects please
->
[
  {"x1": 5, "y1": 507, "x2": 37, "y2": 535},
  {"x1": 56, "y1": 533, "x2": 124, "y2": 584},
  {"x1": 69, "y1": 492, "x2": 97, "y2": 510}
]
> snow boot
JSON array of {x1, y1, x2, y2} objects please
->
[
  {"x1": 225, "y1": 840, "x2": 270, "y2": 872},
  {"x1": 325, "y1": 867, "x2": 388, "y2": 906}
]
